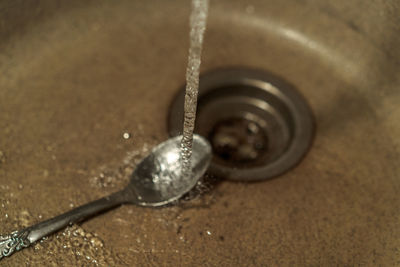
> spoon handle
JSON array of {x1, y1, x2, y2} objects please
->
[{"x1": 0, "y1": 190, "x2": 128, "y2": 260}]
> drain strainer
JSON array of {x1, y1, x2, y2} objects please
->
[{"x1": 168, "y1": 68, "x2": 314, "y2": 181}]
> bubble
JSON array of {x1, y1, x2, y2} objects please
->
[{"x1": 122, "y1": 132, "x2": 131, "y2": 139}]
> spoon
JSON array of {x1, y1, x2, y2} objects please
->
[{"x1": 0, "y1": 134, "x2": 212, "y2": 259}]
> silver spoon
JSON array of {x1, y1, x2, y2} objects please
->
[{"x1": 0, "y1": 134, "x2": 212, "y2": 260}]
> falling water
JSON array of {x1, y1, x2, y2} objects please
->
[{"x1": 180, "y1": 0, "x2": 209, "y2": 177}]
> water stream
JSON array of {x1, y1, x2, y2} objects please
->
[{"x1": 180, "y1": 0, "x2": 209, "y2": 177}]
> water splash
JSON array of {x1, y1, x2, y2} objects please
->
[
  {"x1": 180, "y1": 0, "x2": 209, "y2": 177},
  {"x1": 28, "y1": 225, "x2": 113, "y2": 266}
]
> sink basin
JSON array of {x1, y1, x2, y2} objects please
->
[{"x1": 1, "y1": 0, "x2": 399, "y2": 265}]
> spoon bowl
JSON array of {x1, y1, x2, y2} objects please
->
[{"x1": 131, "y1": 134, "x2": 212, "y2": 206}]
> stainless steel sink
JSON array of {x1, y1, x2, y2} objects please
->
[{"x1": 0, "y1": 0, "x2": 399, "y2": 265}]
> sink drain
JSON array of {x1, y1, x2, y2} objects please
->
[{"x1": 168, "y1": 68, "x2": 314, "y2": 181}]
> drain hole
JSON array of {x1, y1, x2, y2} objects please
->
[
  {"x1": 168, "y1": 68, "x2": 314, "y2": 181},
  {"x1": 209, "y1": 117, "x2": 268, "y2": 167}
]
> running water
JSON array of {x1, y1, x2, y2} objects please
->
[{"x1": 180, "y1": 0, "x2": 209, "y2": 177}]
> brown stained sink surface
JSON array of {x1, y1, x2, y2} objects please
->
[{"x1": 1, "y1": 0, "x2": 400, "y2": 266}]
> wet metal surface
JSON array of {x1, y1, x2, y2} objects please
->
[
  {"x1": 0, "y1": 0, "x2": 399, "y2": 265},
  {"x1": 169, "y1": 68, "x2": 315, "y2": 181}
]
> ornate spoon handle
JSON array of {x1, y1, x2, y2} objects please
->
[{"x1": 0, "y1": 190, "x2": 129, "y2": 260}]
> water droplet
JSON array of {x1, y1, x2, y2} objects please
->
[
  {"x1": 90, "y1": 237, "x2": 103, "y2": 248},
  {"x1": 122, "y1": 132, "x2": 131, "y2": 139}
]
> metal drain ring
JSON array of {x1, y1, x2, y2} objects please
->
[{"x1": 168, "y1": 68, "x2": 314, "y2": 181}]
